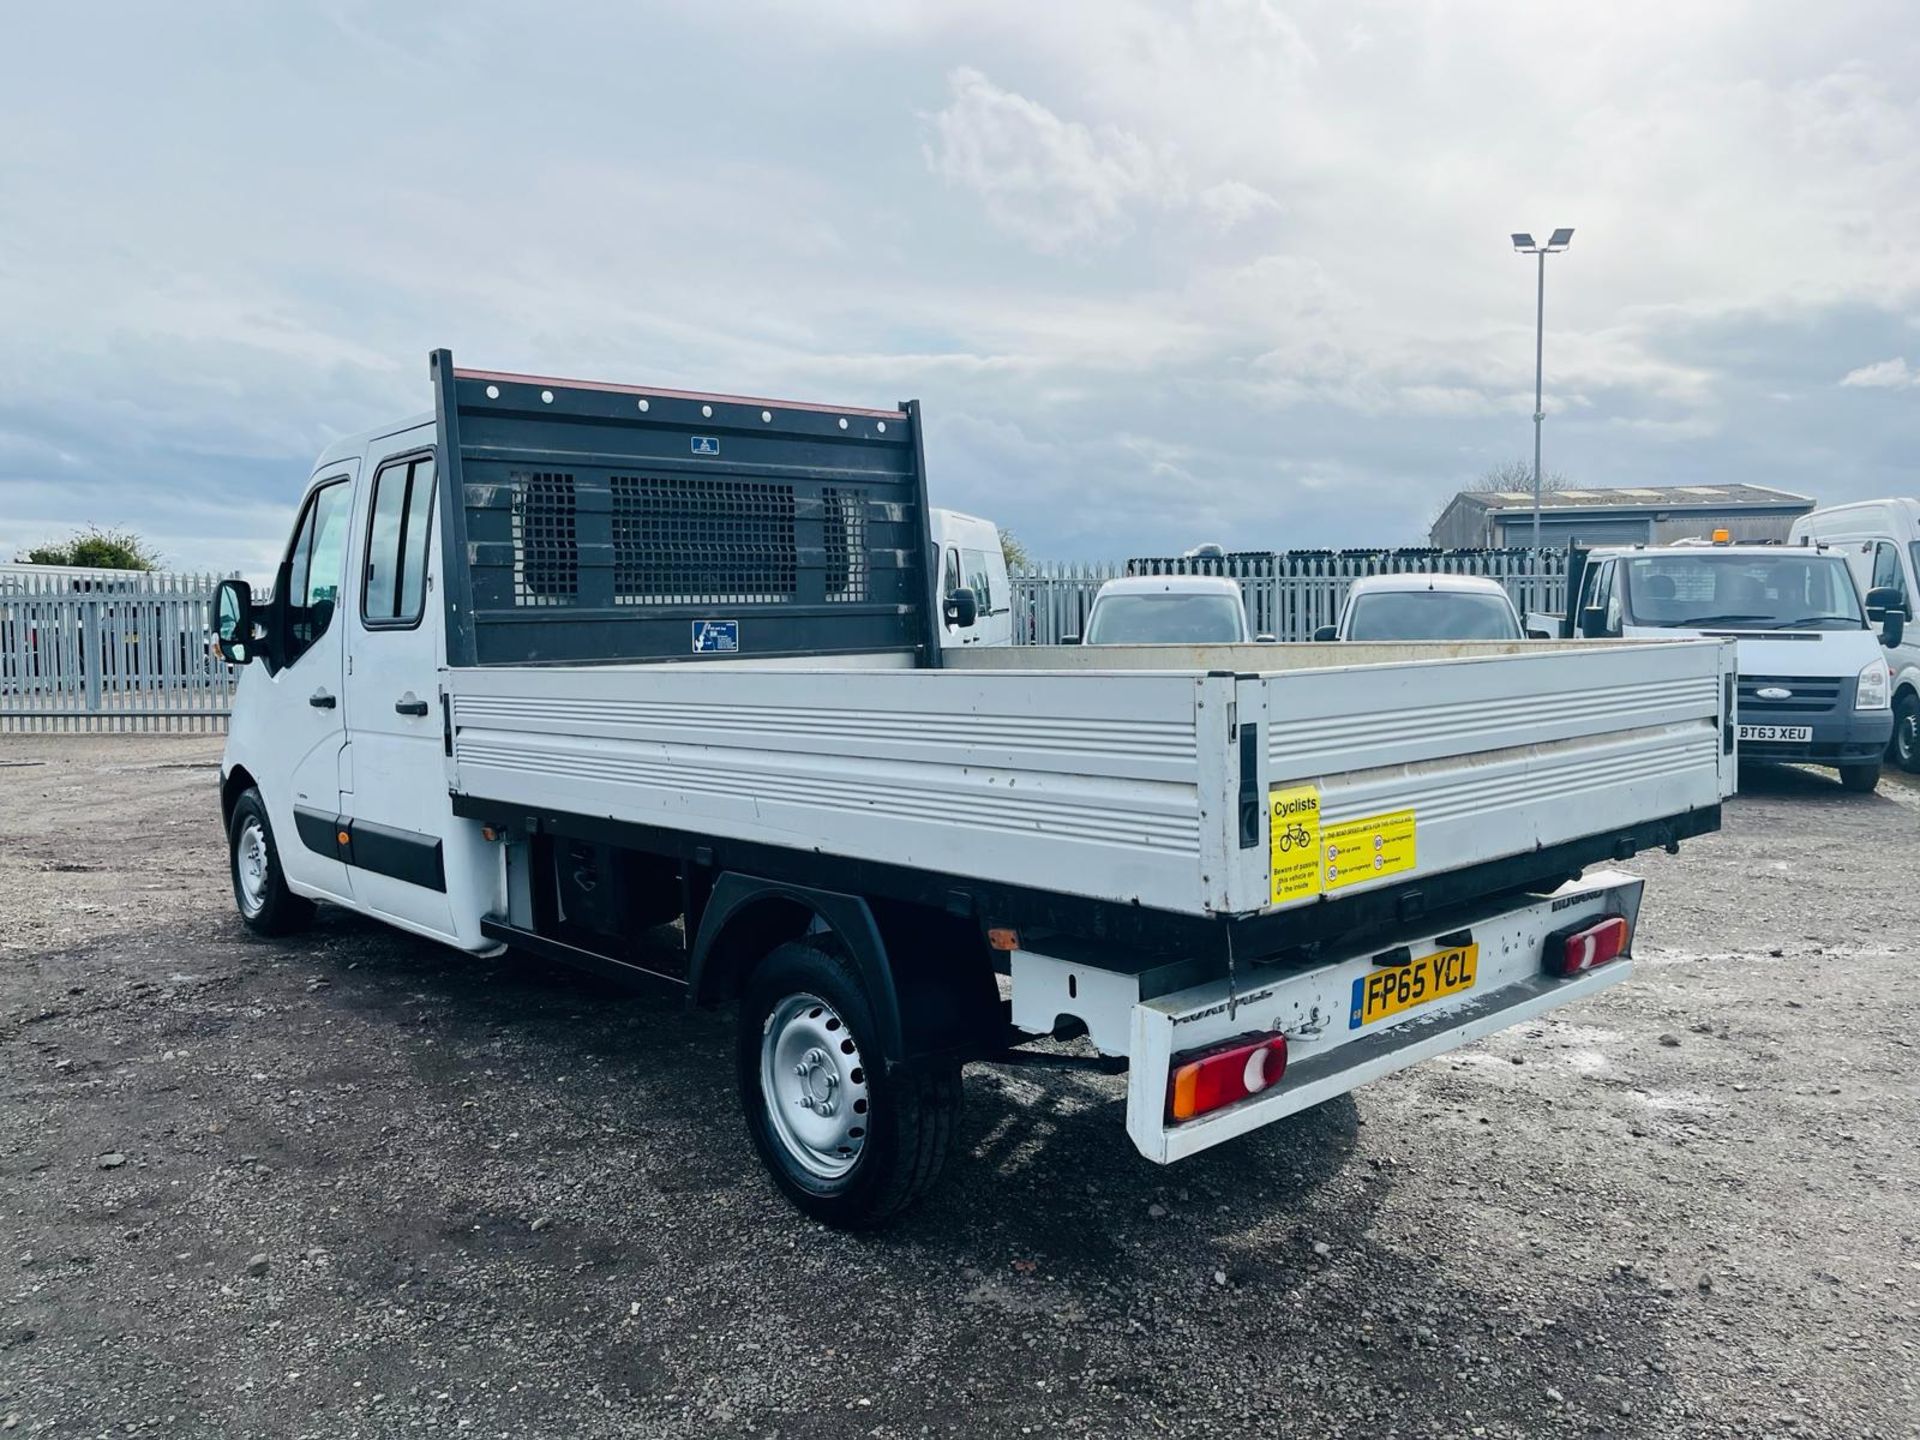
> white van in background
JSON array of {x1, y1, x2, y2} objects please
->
[
  {"x1": 1540, "y1": 538, "x2": 1900, "y2": 792},
  {"x1": 1789, "y1": 499, "x2": 1920, "y2": 772},
  {"x1": 931, "y1": 508, "x2": 1011, "y2": 647}
]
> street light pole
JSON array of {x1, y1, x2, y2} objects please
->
[
  {"x1": 1532, "y1": 246, "x2": 1545, "y2": 551},
  {"x1": 1510, "y1": 228, "x2": 1573, "y2": 552}
]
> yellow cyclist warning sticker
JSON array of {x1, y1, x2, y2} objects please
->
[
  {"x1": 1322, "y1": 808, "x2": 1417, "y2": 892},
  {"x1": 1269, "y1": 784, "x2": 1322, "y2": 905}
]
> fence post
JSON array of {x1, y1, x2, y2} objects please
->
[{"x1": 81, "y1": 598, "x2": 102, "y2": 720}]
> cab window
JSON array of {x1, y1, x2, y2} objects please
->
[
  {"x1": 942, "y1": 545, "x2": 972, "y2": 629},
  {"x1": 284, "y1": 479, "x2": 352, "y2": 665},
  {"x1": 362, "y1": 455, "x2": 436, "y2": 627},
  {"x1": 961, "y1": 547, "x2": 998, "y2": 613},
  {"x1": 1580, "y1": 560, "x2": 1617, "y2": 636},
  {"x1": 1871, "y1": 541, "x2": 1909, "y2": 610}
]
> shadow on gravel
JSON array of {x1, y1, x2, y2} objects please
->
[
  {"x1": 1734, "y1": 759, "x2": 1901, "y2": 803},
  {"x1": 231, "y1": 906, "x2": 1692, "y2": 1437},
  {"x1": 283, "y1": 903, "x2": 1376, "y2": 1273}
]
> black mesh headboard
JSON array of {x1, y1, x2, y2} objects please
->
[{"x1": 430, "y1": 350, "x2": 942, "y2": 667}]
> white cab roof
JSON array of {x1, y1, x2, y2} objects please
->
[
  {"x1": 1588, "y1": 543, "x2": 1835, "y2": 560},
  {"x1": 1344, "y1": 573, "x2": 1510, "y2": 598},
  {"x1": 1093, "y1": 575, "x2": 1243, "y2": 598},
  {"x1": 311, "y1": 412, "x2": 434, "y2": 472}
]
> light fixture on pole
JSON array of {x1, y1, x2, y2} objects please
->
[{"x1": 1510, "y1": 227, "x2": 1574, "y2": 550}]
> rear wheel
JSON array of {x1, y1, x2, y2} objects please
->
[
  {"x1": 737, "y1": 941, "x2": 960, "y2": 1228},
  {"x1": 1838, "y1": 762, "x2": 1881, "y2": 794},
  {"x1": 1892, "y1": 692, "x2": 1919, "y2": 773},
  {"x1": 227, "y1": 788, "x2": 315, "y2": 936}
]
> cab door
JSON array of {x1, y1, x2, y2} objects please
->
[
  {"x1": 255, "y1": 470, "x2": 357, "y2": 902},
  {"x1": 340, "y1": 437, "x2": 458, "y2": 938},
  {"x1": 941, "y1": 543, "x2": 982, "y2": 645}
]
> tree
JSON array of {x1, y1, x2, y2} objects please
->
[
  {"x1": 998, "y1": 528, "x2": 1030, "y2": 572},
  {"x1": 20, "y1": 526, "x2": 162, "y2": 571},
  {"x1": 1467, "y1": 459, "x2": 1574, "y2": 494}
]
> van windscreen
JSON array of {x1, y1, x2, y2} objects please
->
[{"x1": 1622, "y1": 553, "x2": 1865, "y2": 630}]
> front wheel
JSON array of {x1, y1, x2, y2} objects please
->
[
  {"x1": 228, "y1": 788, "x2": 315, "y2": 936},
  {"x1": 1838, "y1": 762, "x2": 1881, "y2": 794},
  {"x1": 737, "y1": 942, "x2": 961, "y2": 1228},
  {"x1": 1892, "y1": 692, "x2": 1919, "y2": 774}
]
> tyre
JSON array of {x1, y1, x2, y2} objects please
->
[
  {"x1": 1893, "y1": 692, "x2": 1920, "y2": 774},
  {"x1": 227, "y1": 788, "x2": 316, "y2": 936},
  {"x1": 1838, "y1": 762, "x2": 1881, "y2": 794},
  {"x1": 737, "y1": 941, "x2": 961, "y2": 1228}
]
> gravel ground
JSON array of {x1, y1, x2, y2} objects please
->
[{"x1": 2, "y1": 734, "x2": 1918, "y2": 1439}]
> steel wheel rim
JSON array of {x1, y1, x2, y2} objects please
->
[
  {"x1": 236, "y1": 817, "x2": 269, "y2": 916},
  {"x1": 759, "y1": 992, "x2": 870, "y2": 1180}
]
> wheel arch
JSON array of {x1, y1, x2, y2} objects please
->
[
  {"x1": 689, "y1": 874, "x2": 1001, "y2": 1063},
  {"x1": 220, "y1": 763, "x2": 259, "y2": 829}
]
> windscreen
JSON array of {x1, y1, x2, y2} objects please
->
[
  {"x1": 1085, "y1": 593, "x2": 1245, "y2": 644},
  {"x1": 961, "y1": 547, "x2": 1000, "y2": 613},
  {"x1": 1344, "y1": 590, "x2": 1521, "y2": 641},
  {"x1": 1623, "y1": 553, "x2": 1865, "y2": 630}
]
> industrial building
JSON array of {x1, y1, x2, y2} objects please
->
[{"x1": 1428, "y1": 483, "x2": 1815, "y2": 549}]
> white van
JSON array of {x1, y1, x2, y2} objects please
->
[
  {"x1": 1789, "y1": 499, "x2": 1920, "y2": 772},
  {"x1": 930, "y1": 508, "x2": 1010, "y2": 647},
  {"x1": 1070, "y1": 575, "x2": 1255, "y2": 645},
  {"x1": 1551, "y1": 539, "x2": 1900, "y2": 791},
  {"x1": 1317, "y1": 574, "x2": 1524, "y2": 643}
]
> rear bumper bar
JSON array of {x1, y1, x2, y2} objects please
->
[{"x1": 1124, "y1": 870, "x2": 1644, "y2": 1163}]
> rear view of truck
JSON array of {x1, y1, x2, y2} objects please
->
[{"x1": 218, "y1": 351, "x2": 1736, "y2": 1227}]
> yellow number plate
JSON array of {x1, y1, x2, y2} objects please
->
[{"x1": 1348, "y1": 944, "x2": 1478, "y2": 1030}]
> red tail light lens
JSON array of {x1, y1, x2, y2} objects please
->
[
  {"x1": 1167, "y1": 1033, "x2": 1288, "y2": 1123},
  {"x1": 1551, "y1": 915, "x2": 1631, "y2": 976}
]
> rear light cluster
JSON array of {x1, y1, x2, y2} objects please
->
[
  {"x1": 1167, "y1": 1032, "x2": 1288, "y2": 1123},
  {"x1": 1549, "y1": 915, "x2": 1632, "y2": 976}
]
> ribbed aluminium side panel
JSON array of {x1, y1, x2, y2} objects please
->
[
  {"x1": 448, "y1": 665, "x2": 1216, "y2": 914},
  {"x1": 1254, "y1": 640, "x2": 1730, "y2": 911}
]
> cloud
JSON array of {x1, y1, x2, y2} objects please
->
[
  {"x1": 1839, "y1": 356, "x2": 1919, "y2": 387},
  {"x1": 4, "y1": 2, "x2": 1920, "y2": 570},
  {"x1": 924, "y1": 67, "x2": 1167, "y2": 251},
  {"x1": 922, "y1": 67, "x2": 1279, "y2": 251}
]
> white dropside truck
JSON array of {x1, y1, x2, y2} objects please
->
[{"x1": 213, "y1": 352, "x2": 1736, "y2": 1227}]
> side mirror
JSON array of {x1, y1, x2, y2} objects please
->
[
  {"x1": 1580, "y1": 604, "x2": 1609, "y2": 639},
  {"x1": 1059, "y1": 633, "x2": 1082, "y2": 646},
  {"x1": 213, "y1": 579, "x2": 258, "y2": 665},
  {"x1": 1884, "y1": 610, "x2": 1907, "y2": 649},
  {"x1": 1864, "y1": 585, "x2": 1904, "y2": 622},
  {"x1": 1255, "y1": 633, "x2": 1277, "y2": 644},
  {"x1": 943, "y1": 586, "x2": 978, "y2": 629},
  {"x1": 1312, "y1": 625, "x2": 1337, "y2": 642}
]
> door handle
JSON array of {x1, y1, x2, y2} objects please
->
[
  {"x1": 309, "y1": 690, "x2": 336, "y2": 709},
  {"x1": 394, "y1": 696, "x2": 430, "y2": 717}
]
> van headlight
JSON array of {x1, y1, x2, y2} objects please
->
[{"x1": 1856, "y1": 658, "x2": 1891, "y2": 710}]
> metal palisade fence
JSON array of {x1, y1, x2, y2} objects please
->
[
  {"x1": 0, "y1": 570, "x2": 238, "y2": 733},
  {"x1": 1012, "y1": 548, "x2": 1570, "y2": 645}
]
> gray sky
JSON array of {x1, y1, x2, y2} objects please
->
[{"x1": 4, "y1": 1, "x2": 1918, "y2": 575}]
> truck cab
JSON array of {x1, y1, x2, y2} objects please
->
[
  {"x1": 930, "y1": 508, "x2": 1010, "y2": 647},
  {"x1": 1558, "y1": 537, "x2": 1900, "y2": 791},
  {"x1": 1789, "y1": 499, "x2": 1920, "y2": 772}
]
